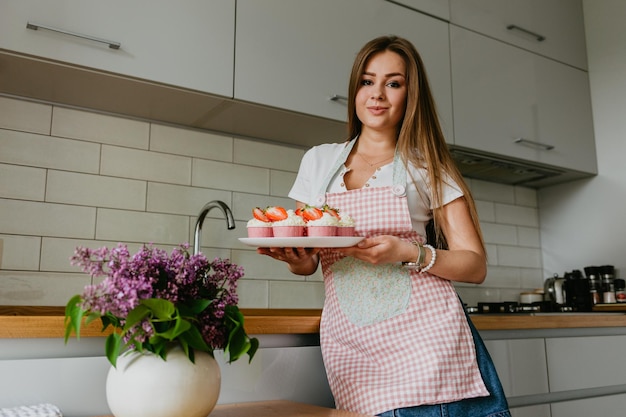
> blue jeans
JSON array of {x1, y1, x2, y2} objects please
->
[{"x1": 377, "y1": 314, "x2": 511, "y2": 417}]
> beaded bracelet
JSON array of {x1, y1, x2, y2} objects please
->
[{"x1": 420, "y1": 244, "x2": 437, "y2": 273}]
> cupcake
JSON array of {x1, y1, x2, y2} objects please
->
[
  {"x1": 272, "y1": 209, "x2": 306, "y2": 237},
  {"x1": 246, "y1": 218, "x2": 273, "y2": 238},
  {"x1": 306, "y1": 212, "x2": 339, "y2": 237},
  {"x1": 336, "y1": 214, "x2": 356, "y2": 236}
]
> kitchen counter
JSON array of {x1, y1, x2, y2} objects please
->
[
  {"x1": 93, "y1": 400, "x2": 373, "y2": 417},
  {"x1": 1, "y1": 306, "x2": 626, "y2": 338}
]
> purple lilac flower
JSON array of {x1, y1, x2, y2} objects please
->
[{"x1": 70, "y1": 243, "x2": 245, "y2": 351}]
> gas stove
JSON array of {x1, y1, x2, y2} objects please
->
[{"x1": 466, "y1": 301, "x2": 573, "y2": 314}]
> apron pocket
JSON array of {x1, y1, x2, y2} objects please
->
[{"x1": 331, "y1": 257, "x2": 411, "y2": 326}]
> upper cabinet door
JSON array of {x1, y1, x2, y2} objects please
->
[
  {"x1": 450, "y1": 26, "x2": 596, "y2": 174},
  {"x1": 450, "y1": 0, "x2": 588, "y2": 70},
  {"x1": 385, "y1": 0, "x2": 450, "y2": 20},
  {"x1": 0, "y1": 0, "x2": 235, "y2": 97},
  {"x1": 234, "y1": 0, "x2": 453, "y2": 143}
]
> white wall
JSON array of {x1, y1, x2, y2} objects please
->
[{"x1": 539, "y1": 0, "x2": 626, "y2": 278}]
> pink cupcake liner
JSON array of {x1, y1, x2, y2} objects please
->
[
  {"x1": 307, "y1": 225, "x2": 338, "y2": 237},
  {"x1": 247, "y1": 227, "x2": 274, "y2": 238},
  {"x1": 336, "y1": 226, "x2": 356, "y2": 237},
  {"x1": 272, "y1": 225, "x2": 305, "y2": 237}
]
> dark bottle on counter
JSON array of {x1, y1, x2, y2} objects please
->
[
  {"x1": 564, "y1": 269, "x2": 592, "y2": 312},
  {"x1": 584, "y1": 266, "x2": 601, "y2": 305},
  {"x1": 615, "y1": 279, "x2": 626, "y2": 303}
]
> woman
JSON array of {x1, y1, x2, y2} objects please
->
[{"x1": 258, "y1": 36, "x2": 511, "y2": 417}]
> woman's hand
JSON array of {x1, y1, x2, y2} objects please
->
[
  {"x1": 335, "y1": 235, "x2": 416, "y2": 265},
  {"x1": 257, "y1": 247, "x2": 321, "y2": 276}
]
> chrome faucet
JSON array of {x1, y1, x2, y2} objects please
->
[{"x1": 193, "y1": 200, "x2": 235, "y2": 255}]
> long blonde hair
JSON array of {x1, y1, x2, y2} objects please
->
[{"x1": 347, "y1": 35, "x2": 484, "y2": 250}]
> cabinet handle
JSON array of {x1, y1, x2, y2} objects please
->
[
  {"x1": 26, "y1": 21, "x2": 121, "y2": 50},
  {"x1": 506, "y1": 24, "x2": 546, "y2": 42},
  {"x1": 514, "y1": 137, "x2": 554, "y2": 150},
  {"x1": 329, "y1": 94, "x2": 348, "y2": 102}
]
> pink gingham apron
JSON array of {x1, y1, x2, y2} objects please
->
[{"x1": 315, "y1": 142, "x2": 489, "y2": 415}]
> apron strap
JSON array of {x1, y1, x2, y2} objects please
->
[{"x1": 314, "y1": 138, "x2": 409, "y2": 205}]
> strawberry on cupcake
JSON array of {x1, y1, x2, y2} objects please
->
[
  {"x1": 247, "y1": 207, "x2": 274, "y2": 237},
  {"x1": 270, "y1": 207, "x2": 306, "y2": 237}
]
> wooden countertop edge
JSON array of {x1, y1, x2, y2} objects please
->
[
  {"x1": 0, "y1": 308, "x2": 323, "y2": 338},
  {"x1": 92, "y1": 400, "x2": 374, "y2": 417},
  {"x1": 1, "y1": 307, "x2": 626, "y2": 338}
]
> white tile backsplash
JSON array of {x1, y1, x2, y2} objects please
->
[
  {"x1": 0, "y1": 96, "x2": 544, "y2": 307},
  {"x1": 46, "y1": 170, "x2": 147, "y2": 210},
  {"x1": 0, "y1": 235, "x2": 41, "y2": 271},
  {"x1": 234, "y1": 138, "x2": 305, "y2": 171},
  {"x1": 95, "y1": 208, "x2": 189, "y2": 244},
  {"x1": 0, "y1": 270, "x2": 90, "y2": 306},
  {"x1": 146, "y1": 182, "x2": 231, "y2": 216},
  {"x1": 497, "y1": 246, "x2": 542, "y2": 269},
  {"x1": 0, "y1": 96, "x2": 51, "y2": 134},
  {"x1": 0, "y1": 199, "x2": 96, "y2": 238},
  {"x1": 514, "y1": 185, "x2": 538, "y2": 207},
  {"x1": 0, "y1": 164, "x2": 46, "y2": 201},
  {"x1": 482, "y1": 222, "x2": 518, "y2": 245},
  {"x1": 0, "y1": 129, "x2": 101, "y2": 173},
  {"x1": 51, "y1": 107, "x2": 150, "y2": 149},
  {"x1": 150, "y1": 124, "x2": 233, "y2": 161},
  {"x1": 495, "y1": 203, "x2": 539, "y2": 227},
  {"x1": 192, "y1": 158, "x2": 270, "y2": 194},
  {"x1": 470, "y1": 179, "x2": 515, "y2": 204},
  {"x1": 101, "y1": 144, "x2": 192, "y2": 185}
]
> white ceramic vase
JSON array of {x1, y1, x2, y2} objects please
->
[{"x1": 106, "y1": 346, "x2": 221, "y2": 417}]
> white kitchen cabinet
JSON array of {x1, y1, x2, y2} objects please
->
[
  {"x1": 234, "y1": 0, "x2": 453, "y2": 143},
  {"x1": 484, "y1": 339, "x2": 550, "y2": 398},
  {"x1": 385, "y1": 0, "x2": 450, "y2": 20},
  {"x1": 450, "y1": 26, "x2": 596, "y2": 174},
  {"x1": 545, "y1": 335, "x2": 626, "y2": 391},
  {"x1": 449, "y1": 0, "x2": 588, "y2": 70},
  {"x1": 0, "y1": 0, "x2": 235, "y2": 97}
]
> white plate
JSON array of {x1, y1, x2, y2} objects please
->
[{"x1": 239, "y1": 236, "x2": 364, "y2": 248}]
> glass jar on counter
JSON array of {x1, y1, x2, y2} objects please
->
[
  {"x1": 601, "y1": 265, "x2": 616, "y2": 304},
  {"x1": 584, "y1": 266, "x2": 601, "y2": 305}
]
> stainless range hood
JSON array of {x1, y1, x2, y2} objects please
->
[
  {"x1": 449, "y1": 147, "x2": 594, "y2": 188},
  {"x1": 450, "y1": 148, "x2": 564, "y2": 186}
]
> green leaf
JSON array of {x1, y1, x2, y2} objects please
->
[
  {"x1": 157, "y1": 317, "x2": 191, "y2": 340},
  {"x1": 140, "y1": 298, "x2": 175, "y2": 320},
  {"x1": 180, "y1": 325, "x2": 210, "y2": 352},
  {"x1": 247, "y1": 337, "x2": 259, "y2": 363},
  {"x1": 84, "y1": 312, "x2": 101, "y2": 326},
  {"x1": 105, "y1": 332, "x2": 122, "y2": 367},
  {"x1": 64, "y1": 294, "x2": 85, "y2": 342},
  {"x1": 185, "y1": 299, "x2": 212, "y2": 315},
  {"x1": 223, "y1": 305, "x2": 258, "y2": 363},
  {"x1": 123, "y1": 304, "x2": 151, "y2": 332}
]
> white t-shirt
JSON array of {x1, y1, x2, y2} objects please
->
[{"x1": 288, "y1": 141, "x2": 463, "y2": 238}]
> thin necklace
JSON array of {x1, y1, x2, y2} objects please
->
[{"x1": 357, "y1": 152, "x2": 394, "y2": 167}]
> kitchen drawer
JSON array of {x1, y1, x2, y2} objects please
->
[
  {"x1": 546, "y1": 335, "x2": 626, "y2": 391},
  {"x1": 0, "y1": 0, "x2": 235, "y2": 96}
]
